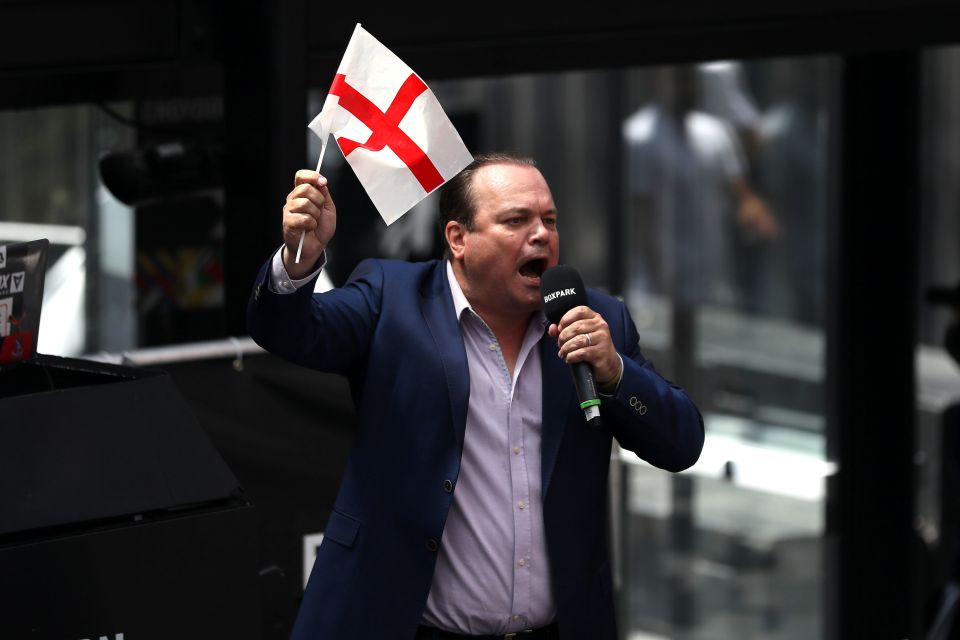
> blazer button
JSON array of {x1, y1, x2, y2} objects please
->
[
  {"x1": 443, "y1": 479, "x2": 454, "y2": 493},
  {"x1": 426, "y1": 538, "x2": 439, "y2": 552}
]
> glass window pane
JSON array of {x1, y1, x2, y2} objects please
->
[
  {"x1": 0, "y1": 98, "x2": 228, "y2": 357},
  {"x1": 307, "y1": 56, "x2": 835, "y2": 638},
  {"x1": 0, "y1": 103, "x2": 137, "y2": 357},
  {"x1": 619, "y1": 57, "x2": 834, "y2": 639}
]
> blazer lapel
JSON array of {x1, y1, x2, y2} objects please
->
[
  {"x1": 540, "y1": 333, "x2": 572, "y2": 496},
  {"x1": 421, "y1": 262, "x2": 470, "y2": 449}
]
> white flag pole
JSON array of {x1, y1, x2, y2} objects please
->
[{"x1": 294, "y1": 229, "x2": 306, "y2": 264}]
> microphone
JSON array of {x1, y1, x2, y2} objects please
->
[{"x1": 540, "y1": 264, "x2": 601, "y2": 427}]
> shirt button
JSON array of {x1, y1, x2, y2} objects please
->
[
  {"x1": 443, "y1": 479, "x2": 454, "y2": 493},
  {"x1": 512, "y1": 615, "x2": 520, "y2": 621},
  {"x1": 512, "y1": 446, "x2": 521, "y2": 455},
  {"x1": 488, "y1": 343, "x2": 497, "y2": 351},
  {"x1": 517, "y1": 500, "x2": 526, "y2": 510},
  {"x1": 518, "y1": 558, "x2": 525, "y2": 567},
  {"x1": 426, "y1": 538, "x2": 439, "y2": 552}
]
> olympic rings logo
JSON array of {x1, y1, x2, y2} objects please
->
[{"x1": 629, "y1": 396, "x2": 648, "y2": 415}]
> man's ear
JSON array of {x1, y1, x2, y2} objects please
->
[{"x1": 445, "y1": 220, "x2": 467, "y2": 260}]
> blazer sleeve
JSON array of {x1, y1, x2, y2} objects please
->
[
  {"x1": 603, "y1": 299, "x2": 705, "y2": 472},
  {"x1": 246, "y1": 257, "x2": 384, "y2": 376}
]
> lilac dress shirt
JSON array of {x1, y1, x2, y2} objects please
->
[{"x1": 419, "y1": 262, "x2": 556, "y2": 635}]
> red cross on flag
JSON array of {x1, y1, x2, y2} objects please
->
[{"x1": 308, "y1": 23, "x2": 474, "y2": 226}]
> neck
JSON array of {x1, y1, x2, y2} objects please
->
[
  {"x1": 470, "y1": 304, "x2": 531, "y2": 378},
  {"x1": 451, "y1": 259, "x2": 533, "y2": 342},
  {"x1": 475, "y1": 307, "x2": 531, "y2": 344}
]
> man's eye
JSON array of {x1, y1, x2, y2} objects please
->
[{"x1": 544, "y1": 218, "x2": 557, "y2": 226}]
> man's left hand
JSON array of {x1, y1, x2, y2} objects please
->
[{"x1": 548, "y1": 305, "x2": 621, "y2": 388}]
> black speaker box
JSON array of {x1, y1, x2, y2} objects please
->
[{"x1": 0, "y1": 355, "x2": 260, "y2": 639}]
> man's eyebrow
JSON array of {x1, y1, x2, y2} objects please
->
[{"x1": 496, "y1": 207, "x2": 558, "y2": 217}]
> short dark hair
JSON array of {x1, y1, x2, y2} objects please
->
[{"x1": 437, "y1": 151, "x2": 538, "y2": 259}]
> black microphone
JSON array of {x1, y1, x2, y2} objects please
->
[{"x1": 541, "y1": 264, "x2": 601, "y2": 427}]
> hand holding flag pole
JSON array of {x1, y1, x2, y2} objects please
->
[
  {"x1": 293, "y1": 131, "x2": 333, "y2": 264},
  {"x1": 295, "y1": 23, "x2": 473, "y2": 264}
]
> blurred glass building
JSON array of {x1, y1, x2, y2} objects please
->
[{"x1": 2, "y1": 7, "x2": 960, "y2": 638}]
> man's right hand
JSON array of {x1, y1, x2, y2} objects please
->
[{"x1": 282, "y1": 169, "x2": 337, "y2": 279}]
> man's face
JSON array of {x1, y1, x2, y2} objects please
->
[{"x1": 455, "y1": 163, "x2": 560, "y2": 317}]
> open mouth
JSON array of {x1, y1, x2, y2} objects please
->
[{"x1": 518, "y1": 258, "x2": 547, "y2": 280}]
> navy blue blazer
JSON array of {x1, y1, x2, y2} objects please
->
[{"x1": 247, "y1": 257, "x2": 704, "y2": 640}]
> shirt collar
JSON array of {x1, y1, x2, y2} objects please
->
[{"x1": 445, "y1": 260, "x2": 548, "y2": 328}]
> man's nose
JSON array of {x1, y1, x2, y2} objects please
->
[{"x1": 529, "y1": 218, "x2": 550, "y2": 243}]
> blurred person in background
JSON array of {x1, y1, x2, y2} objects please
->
[{"x1": 623, "y1": 65, "x2": 779, "y2": 311}]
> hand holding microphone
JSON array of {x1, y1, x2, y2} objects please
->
[{"x1": 541, "y1": 265, "x2": 622, "y2": 427}]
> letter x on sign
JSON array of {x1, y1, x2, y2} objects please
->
[{"x1": 329, "y1": 73, "x2": 444, "y2": 193}]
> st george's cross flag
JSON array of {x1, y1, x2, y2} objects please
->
[{"x1": 308, "y1": 23, "x2": 474, "y2": 226}]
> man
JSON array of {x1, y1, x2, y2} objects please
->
[{"x1": 247, "y1": 152, "x2": 704, "y2": 640}]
